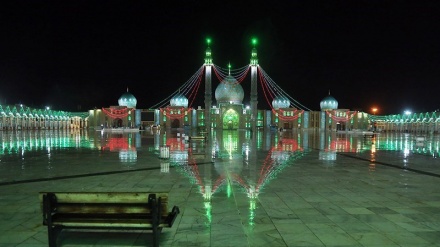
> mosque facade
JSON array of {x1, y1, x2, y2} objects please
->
[
  {"x1": 146, "y1": 45, "x2": 371, "y2": 132},
  {"x1": 87, "y1": 45, "x2": 372, "y2": 132},
  {"x1": 88, "y1": 89, "x2": 144, "y2": 129}
]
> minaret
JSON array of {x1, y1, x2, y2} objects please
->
[
  {"x1": 249, "y1": 40, "x2": 259, "y2": 219},
  {"x1": 203, "y1": 39, "x2": 213, "y2": 201},
  {"x1": 204, "y1": 38, "x2": 213, "y2": 132},
  {"x1": 250, "y1": 38, "x2": 258, "y2": 131}
]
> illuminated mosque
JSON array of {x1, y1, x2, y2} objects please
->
[
  {"x1": 88, "y1": 39, "x2": 372, "y2": 132},
  {"x1": 1, "y1": 39, "x2": 435, "y2": 133}
]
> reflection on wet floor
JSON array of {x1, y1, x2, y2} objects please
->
[
  {"x1": 1, "y1": 129, "x2": 439, "y2": 159},
  {"x1": 0, "y1": 129, "x2": 440, "y2": 246},
  {"x1": 1, "y1": 129, "x2": 440, "y2": 180}
]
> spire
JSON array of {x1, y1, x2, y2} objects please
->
[
  {"x1": 127, "y1": 87, "x2": 129, "y2": 92},
  {"x1": 228, "y1": 63, "x2": 231, "y2": 75},
  {"x1": 204, "y1": 37, "x2": 213, "y2": 65},
  {"x1": 250, "y1": 37, "x2": 258, "y2": 66},
  {"x1": 328, "y1": 90, "x2": 331, "y2": 95}
]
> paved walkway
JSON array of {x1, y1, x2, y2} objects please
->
[{"x1": 0, "y1": 130, "x2": 439, "y2": 246}]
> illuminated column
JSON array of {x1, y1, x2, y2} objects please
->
[
  {"x1": 250, "y1": 39, "x2": 258, "y2": 131},
  {"x1": 204, "y1": 38, "x2": 213, "y2": 131}
]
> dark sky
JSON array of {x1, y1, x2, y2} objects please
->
[{"x1": 1, "y1": 1, "x2": 439, "y2": 115}]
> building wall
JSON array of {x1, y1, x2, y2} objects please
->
[
  {"x1": 158, "y1": 107, "x2": 193, "y2": 129},
  {"x1": 87, "y1": 105, "x2": 372, "y2": 132},
  {"x1": 88, "y1": 106, "x2": 136, "y2": 129}
]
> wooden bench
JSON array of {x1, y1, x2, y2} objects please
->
[{"x1": 39, "y1": 192, "x2": 179, "y2": 247}]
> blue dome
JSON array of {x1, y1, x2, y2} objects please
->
[
  {"x1": 170, "y1": 94, "x2": 188, "y2": 108},
  {"x1": 215, "y1": 75, "x2": 244, "y2": 104},
  {"x1": 272, "y1": 95, "x2": 290, "y2": 110},
  {"x1": 320, "y1": 94, "x2": 338, "y2": 110},
  {"x1": 118, "y1": 91, "x2": 137, "y2": 108}
]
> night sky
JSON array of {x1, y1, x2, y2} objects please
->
[{"x1": 1, "y1": 1, "x2": 439, "y2": 115}]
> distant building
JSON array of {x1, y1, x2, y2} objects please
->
[{"x1": 0, "y1": 104, "x2": 87, "y2": 130}]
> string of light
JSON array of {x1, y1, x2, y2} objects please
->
[
  {"x1": 277, "y1": 108, "x2": 304, "y2": 121},
  {"x1": 187, "y1": 69, "x2": 204, "y2": 108},
  {"x1": 324, "y1": 110, "x2": 357, "y2": 122},
  {"x1": 259, "y1": 67, "x2": 275, "y2": 111},
  {"x1": 258, "y1": 66, "x2": 276, "y2": 100},
  {"x1": 161, "y1": 108, "x2": 192, "y2": 119},
  {"x1": 149, "y1": 65, "x2": 205, "y2": 109},
  {"x1": 102, "y1": 107, "x2": 134, "y2": 119},
  {"x1": 213, "y1": 64, "x2": 250, "y2": 77},
  {"x1": 258, "y1": 66, "x2": 312, "y2": 111},
  {"x1": 257, "y1": 147, "x2": 304, "y2": 191},
  {"x1": 275, "y1": 109, "x2": 304, "y2": 120},
  {"x1": 258, "y1": 69, "x2": 304, "y2": 120},
  {"x1": 212, "y1": 64, "x2": 250, "y2": 83},
  {"x1": 179, "y1": 66, "x2": 205, "y2": 105}
]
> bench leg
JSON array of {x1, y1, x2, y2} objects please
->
[
  {"x1": 47, "y1": 226, "x2": 61, "y2": 247},
  {"x1": 152, "y1": 226, "x2": 158, "y2": 247},
  {"x1": 152, "y1": 227, "x2": 163, "y2": 247}
]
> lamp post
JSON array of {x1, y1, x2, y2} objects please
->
[{"x1": 371, "y1": 108, "x2": 378, "y2": 132}]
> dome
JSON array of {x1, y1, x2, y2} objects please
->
[
  {"x1": 170, "y1": 94, "x2": 188, "y2": 108},
  {"x1": 272, "y1": 95, "x2": 290, "y2": 109},
  {"x1": 215, "y1": 75, "x2": 244, "y2": 104},
  {"x1": 118, "y1": 91, "x2": 137, "y2": 108},
  {"x1": 320, "y1": 94, "x2": 338, "y2": 110}
]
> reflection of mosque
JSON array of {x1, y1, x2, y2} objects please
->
[
  {"x1": 154, "y1": 130, "x2": 440, "y2": 224},
  {"x1": 158, "y1": 130, "x2": 307, "y2": 225},
  {"x1": 0, "y1": 130, "x2": 143, "y2": 163},
  {"x1": 98, "y1": 133, "x2": 141, "y2": 162}
]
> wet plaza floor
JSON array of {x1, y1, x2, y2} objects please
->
[{"x1": 0, "y1": 129, "x2": 440, "y2": 246}]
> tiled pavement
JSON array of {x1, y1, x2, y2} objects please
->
[{"x1": 0, "y1": 130, "x2": 439, "y2": 246}]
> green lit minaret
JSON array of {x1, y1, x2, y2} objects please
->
[
  {"x1": 204, "y1": 38, "x2": 212, "y2": 132},
  {"x1": 203, "y1": 40, "x2": 213, "y2": 207},
  {"x1": 250, "y1": 38, "x2": 258, "y2": 130}
]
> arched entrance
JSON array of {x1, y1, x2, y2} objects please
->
[
  {"x1": 222, "y1": 109, "x2": 239, "y2": 129},
  {"x1": 336, "y1": 122, "x2": 346, "y2": 131},
  {"x1": 113, "y1": 118, "x2": 123, "y2": 127},
  {"x1": 171, "y1": 119, "x2": 180, "y2": 128}
]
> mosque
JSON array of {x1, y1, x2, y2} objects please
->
[
  {"x1": 87, "y1": 42, "x2": 372, "y2": 132},
  {"x1": 1, "y1": 42, "x2": 439, "y2": 133},
  {"x1": 3, "y1": 40, "x2": 437, "y2": 134}
]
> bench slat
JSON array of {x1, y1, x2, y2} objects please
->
[
  {"x1": 39, "y1": 192, "x2": 168, "y2": 204},
  {"x1": 54, "y1": 203, "x2": 169, "y2": 216},
  {"x1": 52, "y1": 213, "x2": 170, "y2": 228},
  {"x1": 52, "y1": 222, "x2": 170, "y2": 228},
  {"x1": 52, "y1": 218, "x2": 171, "y2": 228}
]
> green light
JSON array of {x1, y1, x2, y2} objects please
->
[
  {"x1": 206, "y1": 38, "x2": 211, "y2": 46},
  {"x1": 252, "y1": 38, "x2": 258, "y2": 46}
]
